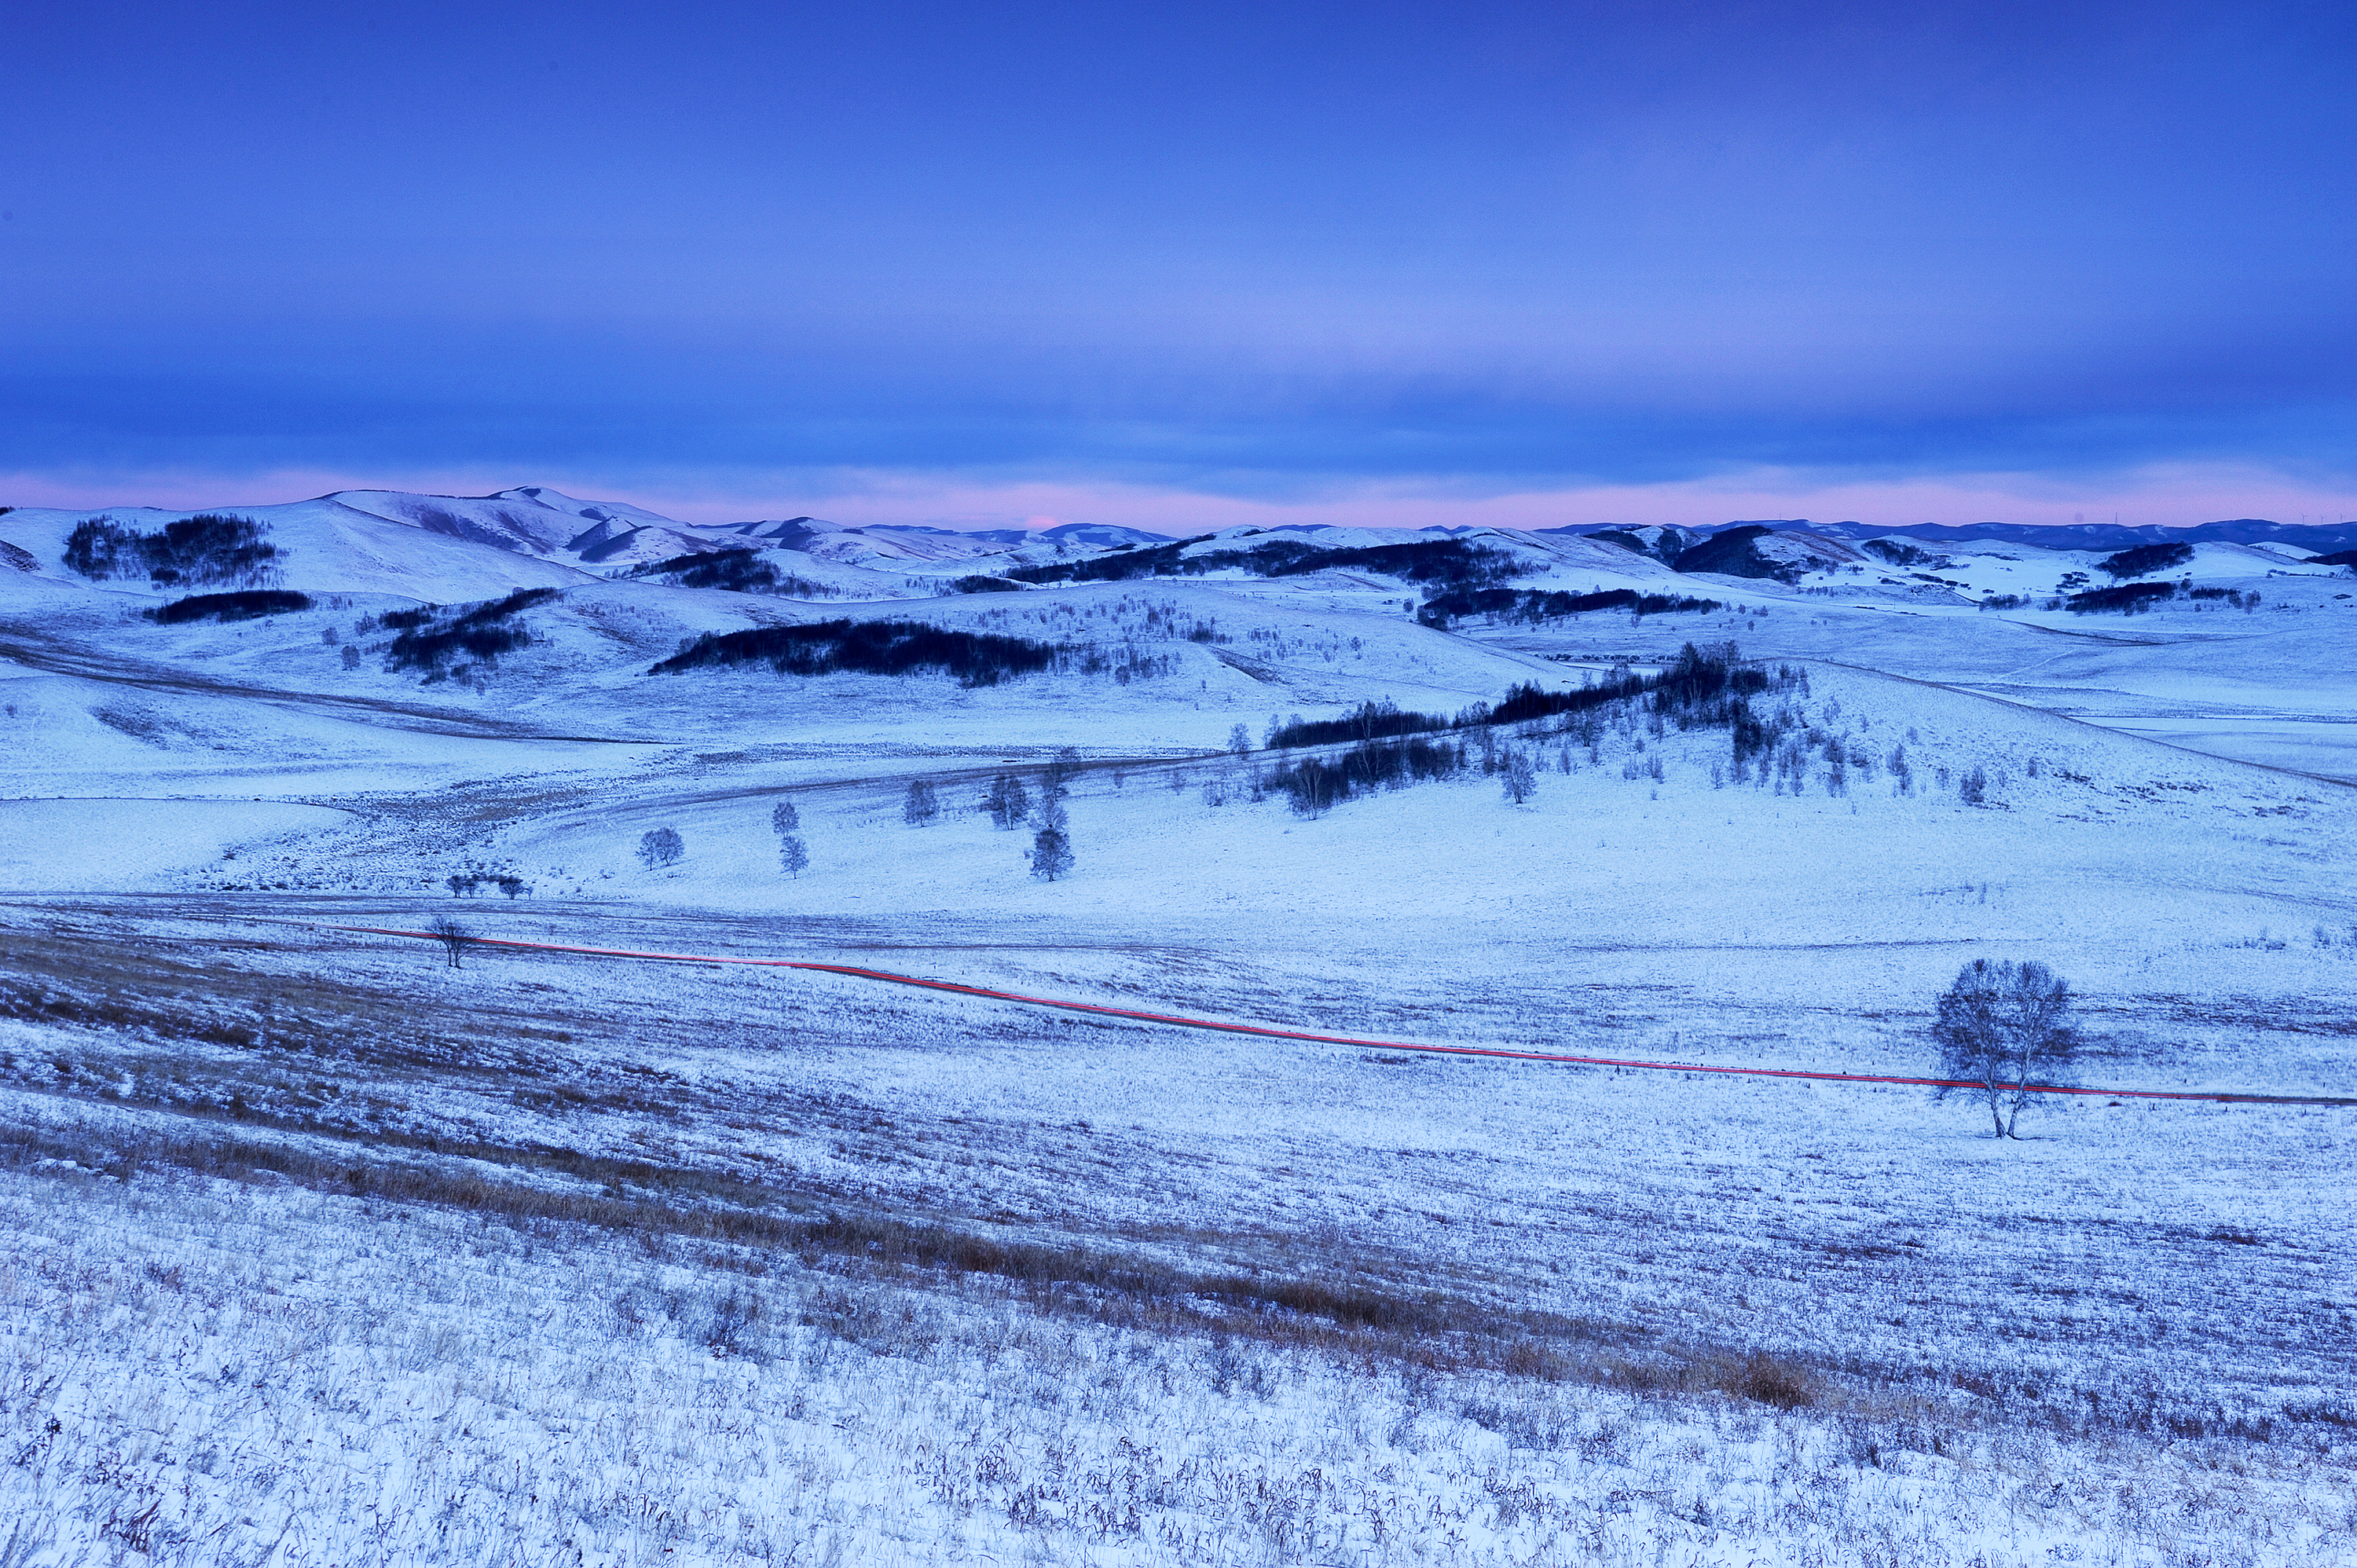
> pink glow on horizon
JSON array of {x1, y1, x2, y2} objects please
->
[{"x1": 5, "y1": 465, "x2": 2353, "y2": 534}]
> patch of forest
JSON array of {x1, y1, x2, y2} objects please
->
[
  {"x1": 64, "y1": 515, "x2": 280, "y2": 588},
  {"x1": 2066, "y1": 581, "x2": 2179, "y2": 614},
  {"x1": 1417, "y1": 586, "x2": 1722, "y2": 628},
  {"x1": 650, "y1": 619, "x2": 1065, "y2": 687},
  {"x1": 1262, "y1": 643, "x2": 1792, "y2": 815},
  {"x1": 2096, "y1": 542, "x2": 2194, "y2": 580},
  {"x1": 146, "y1": 589, "x2": 313, "y2": 625}
]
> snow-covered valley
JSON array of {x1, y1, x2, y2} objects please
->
[{"x1": 1, "y1": 489, "x2": 2352, "y2": 1564}]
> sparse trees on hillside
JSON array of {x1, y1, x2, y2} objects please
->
[
  {"x1": 1933, "y1": 958, "x2": 2078, "y2": 1138},
  {"x1": 637, "y1": 827, "x2": 684, "y2": 870},
  {"x1": 904, "y1": 779, "x2": 940, "y2": 825}
]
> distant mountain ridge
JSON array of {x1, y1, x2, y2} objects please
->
[
  {"x1": 5, "y1": 482, "x2": 2348, "y2": 606},
  {"x1": 1802, "y1": 518, "x2": 2357, "y2": 552}
]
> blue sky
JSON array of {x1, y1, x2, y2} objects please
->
[{"x1": 5, "y1": 1, "x2": 2353, "y2": 527}]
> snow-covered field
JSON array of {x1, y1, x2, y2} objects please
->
[{"x1": 1, "y1": 491, "x2": 2352, "y2": 1563}]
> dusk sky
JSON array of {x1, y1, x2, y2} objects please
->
[{"x1": 6, "y1": 1, "x2": 2354, "y2": 529}]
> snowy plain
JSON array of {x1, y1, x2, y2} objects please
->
[{"x1": 0, "y1": 493, "x2": 2352, "y2": 1563}]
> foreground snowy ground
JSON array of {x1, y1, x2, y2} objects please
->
[
  {"x1": 1, "y1": 511, "x2": 2353, "y2": 1563},
  {"x1": 5, "y1": 1148, "x2": 2348, "y2": 1566}
]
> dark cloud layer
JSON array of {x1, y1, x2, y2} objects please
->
[{"x1": 5, "y1": 2, "x2": 2352, "y2": 497}]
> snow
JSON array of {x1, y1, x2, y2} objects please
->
[{"x1": 2, "y1": 489, "x2": 2352, "y2": 1562}]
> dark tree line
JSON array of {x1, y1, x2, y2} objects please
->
[
  {"x1": 2096, "y1": 541, "x2": 2194, "y2": 580},
  {"x1": 2066, "y1": 581, "x2": 2179, "y2": 614},
  {"x1": 1417, "y1": 587, "x2": 1723, "y2": 628},
  {"x1": 1264, "y1": 644, "x2": 1765, "y2": 753},
  {"x1": 147, "y1": 590, "x2": 313, "y2": 625},
  {"x1": 1259, "y1": 643, "x2": 1795, "y2": 815},
  {"x1": 1007, "y1": 535, "x2": 1523, "y2": 592},
  {"x1": 651, "y1": 619, "x2": 1065, "y2": 687}
]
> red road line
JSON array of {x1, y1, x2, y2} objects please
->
[{"x1": 328, "y1": 925, "x2": 2357, "y2": 1108}]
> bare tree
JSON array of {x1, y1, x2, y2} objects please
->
[
  {"x1": 636, "y1": 827, "x2": 684, "y2": 870},
  {"x1": 1226, "y1": 723, "x2": 1252, "y2": 757},
  {"x1": 1933, "y1": 958, "x2": 2077, "y2": 1138},
  {"x1": 770, "y1": 798, "x2": 799, "y2": 835},
  {"x1": 427, "y1": 915, "x2": 472, "y2": 969},
  {"x1": 1043, "y1": 746, "x2": 1080, "y2": 799},
  {"x1": 779, "y1": 834, "x2": 808, "y2": 878},
  {"x1": 903, "y1": 779, "x2": 940, "y2": 825},
  {"x1": 1028, "y1": 792, "x2": 1073, "y2": 880},
  {"x1": 985, "y1": 771, "x2": 1031, "y2": 829},
  {"x1": 1501, "y1": 748, "x2": 1538, "y2": 804}
]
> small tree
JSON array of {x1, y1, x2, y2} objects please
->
[
  {"x1": 1501, "y1": 748, "x2": 1538, "y2": 804},
  {"x1": 637, "y1": 827, "x2": 684, "y2": 870},
  {"x1": 1226, "y1": 723, "x2": 1252, "y2": 757},
  {"x1": 427, "y1": 915, "x2": 472, "y2": 969},
  {"x1": 986, "y1": 771, "x2": 1031, "y2": 829},
  {"x1": 1028, "y1": 792, "x2": 1073, "y2": 879},
  {"x1": 1031, "y1": 825, "x2": 1072, "y2": 881},
  {"x1": 1043, "y1": 746, "x2": 1080, "y2": 798},
  {"x1": 1933, "y1": 958, "x2": 2077, "y2": 1138},
  {"x1": 779, "y1": 834, "x2": 809, "y2": 878},
  {"x1": 904, "y1": 779, "x2": 940, "y2": 825},
  {"x1": 770, "y1": 799, "x2": 799, "y2": 835}
]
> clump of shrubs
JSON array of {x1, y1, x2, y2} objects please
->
[{"x1": 445, "y1": 871, "x2": 526, "y2": 897}]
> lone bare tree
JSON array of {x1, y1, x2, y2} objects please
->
[
  {"x1": 427, "y1": 915, "x2": 472, "y2": 969},
  {"x1": 1501, "y1": 747, "x2": 1538, "y2": 804},
  {"x1": 636, "y1": 827, "x2": 684, "y2": 870},
  {"x1": 1030, "y1": 793, "x2": 1072, "y2": 880},
  {"x1": 1933, "y1": 958, "x2": 2077, "y2": 1138}
]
